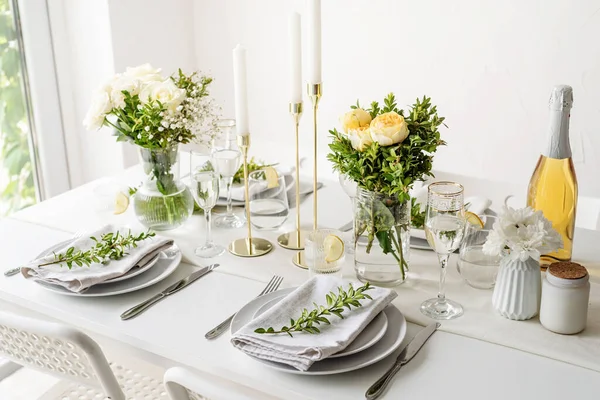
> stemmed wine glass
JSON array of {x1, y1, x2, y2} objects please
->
[
  {"x1": 212, "y1": 147, "x2": 243, "y2": 228},
  {"x1": 190, "y1": 151, "x2": 224, "y2": 258},
  {"x1": 421, "y1": 181, "x2": 466, "y2": 320}
]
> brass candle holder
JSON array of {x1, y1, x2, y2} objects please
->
[
  {"x1": 277, "y1": 102, "x2": 309, "y2": 251},
  {"x1": 293, "y1": 83, "x2": 322, "y2": 269},
  {"x1": 228, "y1": 135, "x2": 273, "y2": 257}
]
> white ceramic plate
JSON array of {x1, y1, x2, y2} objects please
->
[
  {"x1": 33, "y1": 244, "x2": 182, "y2": 297},
  {"x1": 231, "y1": 287, "x2": 407, "y2": 375},
  {"x1": 253, "y1": 294, "x2": 388, "y2": 359},
  {"x1": 99, "y1": 252, "x2": 160, "y2": 284}
]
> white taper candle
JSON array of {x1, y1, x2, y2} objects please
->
[
  {"x1": 233, "y1": 44, "x2": 249, "y2": 135},
  {"x1": 307, "y1": 0, "x2": 322, "y2": 84},
  {"x1": 289, "y1": 12, "x2": 302, "y2": 103}
]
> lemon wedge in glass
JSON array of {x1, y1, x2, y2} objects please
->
[
  {"x1": 465, "y1": 211, "x2": 484, "y2": 228},
  {"x1": 114, "y1": 192, "x2": 130, "y2": 215},
  {"x1": 264, "y1": 166, "x2": 279, "y2": 189},
  {"x1": 324, "y1": 234, "x2": 345, "y2": 263}
]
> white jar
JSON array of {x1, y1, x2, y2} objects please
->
[{"x1": 540, "y1": 262, "x2": 590, "y2": 335}]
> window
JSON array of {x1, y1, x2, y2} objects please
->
[{"x1": 0, "y1": 0, "x2": 37, "y2": 216}]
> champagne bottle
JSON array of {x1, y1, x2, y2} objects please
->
[{"x1": 527, "y1": 85, "x2": 577, "y2": 265}]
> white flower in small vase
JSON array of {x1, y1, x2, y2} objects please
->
[{"x1": 483, "y1": 206, "x2": 563, "y2": 320}]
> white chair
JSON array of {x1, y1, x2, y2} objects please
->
[
  {"x1": 0, "y1": 311, "x2": 167, "y2": 399},
  {"x1": 164, "y1": 367, "x2": 279, "y2": 400}
]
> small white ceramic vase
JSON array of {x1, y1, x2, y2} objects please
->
[{"x1": 492, "y1": 256, "x2": 541, "y2": 320}]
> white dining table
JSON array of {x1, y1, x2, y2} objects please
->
[{"x1": 1, "y1": 164, "x2": 600, "y2": 400}]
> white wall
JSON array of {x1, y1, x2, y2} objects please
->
[
  {"x1": 192, "y1": 0, "x2": 600, "y2": 197},
  {"x1": 50, "y1": 0, "x2": 600, "y2": 199}
]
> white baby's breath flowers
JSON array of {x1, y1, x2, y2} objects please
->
[{"x1": 483, "y1": 206, "x2": 563, "y2": 262}]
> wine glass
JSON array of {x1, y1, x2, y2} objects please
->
[
  {"x1": 212, "y1": 148, "x2": 243, "y2": 228},
  {"x1": 421, "y1": 181, "x2": 466, "y2": 320},
  {"x1": 190, "y1": 151, "x2": 224, "y2": 258},
  {"x1": 213, "y1": 119, "x2": 237, "y2": 150}
]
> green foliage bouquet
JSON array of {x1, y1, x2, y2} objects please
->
[
  {"x1": 84, "y1": 64, "x2": 220, "y2": 229},
  {"x1": 328, "y1": 94, "x2": 446, "y2": 278},
  {"x1": 84, "y1": 64, "x2": 220, "y2": 195}
]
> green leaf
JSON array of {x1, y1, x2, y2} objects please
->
[{"x1": 254, "y1": 328, "x2": 266, "y2": 334}]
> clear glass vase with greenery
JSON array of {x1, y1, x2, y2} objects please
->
[
  {"x1": 84, "y1": 65, "x2": 221, "y2": 230},
  {"x1": 328, "y1": 94, "x2": 446, "y2": 286}
]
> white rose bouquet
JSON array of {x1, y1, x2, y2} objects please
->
[
  {"x1": 84, "y1": 64, "x2": 220, "y2": 197},
  {"x1": 84, "y1": 63, "x2": 219, "y2": 150},
  {"x1": 328, "y1": 94, "x2": 446, "y2": 277},
  {"x1": 483, "y1": 206, "x2": 563, "y2": 262},
  {"x1": 83, "y1": 64, "x2": 221, "y2": 229}
]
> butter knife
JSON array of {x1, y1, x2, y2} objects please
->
[
  {"x1": 120, "y1": 264, "x2": 219, "y2": 320},
  {"x1": 365, "y1": 322, "x2": 440, "y2": 399}
]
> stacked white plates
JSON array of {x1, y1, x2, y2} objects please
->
[
  {"x1": 230, "y1": 287, "x2": 407, "y2": 375},
  {"x1": 32, "y1": 240, "x2": 181, "y2": 297}
]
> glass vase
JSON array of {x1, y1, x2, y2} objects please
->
[
  {"x1": 354, "y1": 187, "x2": 410, "y2": 287},
  {"x1": 133, "y1": 144, "x2": 194, "y2": 231}
]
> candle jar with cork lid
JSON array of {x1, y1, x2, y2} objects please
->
[{"x1": 540, "y1": 262, "x2": 590, "y2": 334}]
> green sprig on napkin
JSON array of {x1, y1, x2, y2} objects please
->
[
  {"x1": 255, "y1": 282, "x2": 374, "y2": 337},
  {"x1": 38, "y1": 230, "x2": 155, "y2": 269}
]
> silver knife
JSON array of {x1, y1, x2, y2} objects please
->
[
  {"x1": 120, "y1": 264, "x2": 219, "y2": 320},
  {"x1": 365, "y1": 322, "x2": 440, "y2": 400}
]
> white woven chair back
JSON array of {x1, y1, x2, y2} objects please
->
[
  {"x1": 164, "y1": 367, "x2": 279, "y2": 400},
  {"x1": 0, "y1": 311, "x2": 125, "y2": 400}
]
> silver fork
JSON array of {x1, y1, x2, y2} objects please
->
[
  {"x1": 3, "y1": 229, "x2": 87, "y2": 277},
  {"x1": 205, "y1": 275, "x2": 284, "y2": 340}
]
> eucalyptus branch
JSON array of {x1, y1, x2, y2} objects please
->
[
  {"x1": 254, "y1": 283, "x2": 374, "y2": 337},
  {"x1": 38, "y1": 230, "x2": 156, "y2": 269}
]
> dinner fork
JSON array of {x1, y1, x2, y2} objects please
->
[
  {"x1": 3, "y1": 229, "x2": 86, "y2": 277},
  {"x1": 205, "y1": 275, "x2": 284, "y2": 340}
]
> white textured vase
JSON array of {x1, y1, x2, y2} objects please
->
[{"x1": 492, "y1": 256, "x2": 541, "y2": 320}]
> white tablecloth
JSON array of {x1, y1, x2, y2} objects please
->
[{"x1": 2, "y1": 165, "x2": 600, "y2": 399}]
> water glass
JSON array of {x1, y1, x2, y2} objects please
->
[
  {"x1": 212, "y1": 148, "x2": 243, "y2": 228},
  {"x1": 248, "y1": 169, "x2": 289, "y2": 230},
  {"x1": 421, "y1": 181, "x2": 466, "y2": 320},
  {"x1": 306, "y1": 229, "x2": 344, "y2": 278},
  {"x1": 457, "y1": 215, "x2": 501, "y2": 289}
]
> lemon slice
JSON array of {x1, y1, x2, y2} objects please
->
[
  {"x1": 324, "y1": 234, "x2": 345, "y2": 263},
  {"x1": 114, "y1": 192, "x2": 130, "y2": 215},
  {"x1": 264, "y1": 167, "x2": 279, "y2": 189},
  {"x1": 465, "y1": 211, "x2": 484, "y2": 228}
]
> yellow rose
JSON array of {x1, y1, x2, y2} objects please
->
[
  {"x1": 369, "y1": 111, "x2": 409, "y2": 146},
  {"x1": 340, "y1": 108, "x2": 372, "y2": 133},
  {"x1": 347, "y1": 126, "x2": 373, "y2": 152}
]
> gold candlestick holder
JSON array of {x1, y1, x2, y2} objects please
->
[
  {"x1": 228, "y1": 135, "x2": 273, "y2": 258},
  {"x1": 278, "y1": 102, "x2": 309, "y2": 251},
  {"x1": 293, "y1": 83, "x2": 322, "y2": 269}
]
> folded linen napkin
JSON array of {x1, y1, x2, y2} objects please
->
[
  {"x1": 231, "y1": 276, "x2": 397, "y2": 371},
  {"x1": 21, "y1": 225, "x2": 173, "y2": 293}
]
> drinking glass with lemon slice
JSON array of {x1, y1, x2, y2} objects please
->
[
  {"x1": 457, "y1": 214, "x2": 501, "y2": 289},
  {"x1": 248, "y1": 168, "x2": 289, "y2": 230},
  {"x1": 306, "y1": 229, "x2": 345, "y2": 277}
]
